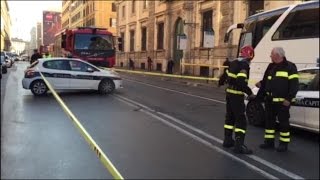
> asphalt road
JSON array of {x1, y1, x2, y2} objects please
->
[{"x1": 1, "y1": 62, "x2": 319, "y2": 179}]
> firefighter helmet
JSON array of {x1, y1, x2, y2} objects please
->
[{"x1": 240, "y1": 45, "x2": 254, "y2": 60}]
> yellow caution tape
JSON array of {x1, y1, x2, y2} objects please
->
[
  {"x1": 102, "y1": 67, "x2": 219, "y2": 81},
  {"x1": 39, "y1": 71, "x2": 124, "y2": 180},
  {"x1": 181, "y1": 63, "x2": 228, "y2": 68},
  {"x1": 102, "y1": 67, "x2": 258, "y2": 85}
]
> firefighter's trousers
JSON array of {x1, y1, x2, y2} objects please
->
[
  {"x1": 224, "y1": 93, "x2": 247, "y2": 137},
  {"x1": 263, "y1": 100, "x2": 291, "y2": 143}
]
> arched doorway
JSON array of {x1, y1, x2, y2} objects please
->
[{"x1": 173, "y1": 17, "x2": 184, "y2": 73}]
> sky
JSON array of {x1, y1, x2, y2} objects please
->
[{"x1": 8, "y1": 0, "x2": 62, "y2": 41}]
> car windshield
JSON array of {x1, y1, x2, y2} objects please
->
[{"x1": 74, "y1": 34, "x2": 114, "y2": 51}]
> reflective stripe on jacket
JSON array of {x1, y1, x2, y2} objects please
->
[
  {"x1": 226, "y1": 58, "x2": 252, "y2": 96},
  {"x1": 257, "y1": 59, "x2": 299, "y2": 102}
]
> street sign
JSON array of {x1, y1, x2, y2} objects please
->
[{"x1": 203, "y1": 30, "x2": 214, "y2": 48}]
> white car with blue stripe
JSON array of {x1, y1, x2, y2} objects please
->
[
  {"x1": 22, "y1": 58, "x2": 123, "y2": 96},
  {"x1": 246, "y1": 67, "x2": 319, "y2": 133}
]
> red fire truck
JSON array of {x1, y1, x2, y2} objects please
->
[{"x1": 54, "y1": 27, "x2": 116, "y2": 67}]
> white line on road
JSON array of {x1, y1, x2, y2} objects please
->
[
  {"x1": 123, "y1": 78, "x2": 226, "y2": 104},
  {"x1": 114, "y1": 94, "x2": 304, "y2": 180}
]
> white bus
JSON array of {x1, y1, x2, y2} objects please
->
[{"x1": 225, "y1": 0, "x2": 319, "y2": 84}]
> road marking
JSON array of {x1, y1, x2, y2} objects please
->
[
  {"x1": 114, "y1": 94, "x2": 304, "y2": 180},
  {"x1": 124, "y1": 78, "x2": 226, "y2": 104},
  {"x1": 39, "y1": 71, "x2": 124, "y2": 180}
]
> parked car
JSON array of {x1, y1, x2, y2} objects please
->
[
  {"x1": 10, "y1": 53, "x2": 20, "y2": 61},
  {"x1": 21, "y1": 55, "x2": 29, "y2": 61},
  {"x1": 246, "y1": 67, "x2": 319, "y2": 133},
  {"x1": 2, "y1": 51, "x2": 14, "y2": 68},
  {"x1": 1, "y1": 51, "x2": 8, "y2": 74},
  {"x1": 22, "y1": 58, "x2": 123, "y2": 96}
]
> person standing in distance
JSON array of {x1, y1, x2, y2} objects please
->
[{"x1": 30, "y1": 49, "x2": 42, "y2": 64}]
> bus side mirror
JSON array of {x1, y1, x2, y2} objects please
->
[
  {"x1": 61, "y1": 34, "x2": 66, "y2": 48},
  {"x1": 118, "y1": 37, "x2": 123, "y2": 51},
  {"x1": 224, "y1": 33, "x2": 229, "y2": 43}
]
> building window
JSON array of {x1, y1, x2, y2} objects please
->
[
  {"x1": 132, "y1": 0, "x2": 136, "y2": 14},
  {"x1": 109, "y1": 18, "x2": 116, "y2": 27},
  {"x1": 157, "y1": 22, "x2": 164, "y2": 49},
  {"x1": 130, "y1": 30, "x2": 135, "y2": 52},
  {"x1": 112, "y1": 3, "x2": 116, "y2": 12},
  {"x1": 143, "y1": 0, "x2": 147, "y2": 9},
  {"x1": 120, "y1": 32, "x2": 125, "y2": 51},
  {"x1": 202, "y1": 10, "x2": 213, "y2": 47},
  {"x1": 122, "y1": 6, "x2": 125, "y2": 18},
  {"x1": 141, "y1": 27, "x2": 147, "y2": 51}
]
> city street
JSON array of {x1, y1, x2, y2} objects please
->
[{"x1": 1, "y1": 62, "x2": 319, "y2": 179}]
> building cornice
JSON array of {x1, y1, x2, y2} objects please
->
[{"x1": 139, "y1": 17, "x2": 149, "y2": 23}]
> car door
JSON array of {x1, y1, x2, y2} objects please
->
[
  {"x1": 42, "y1": 60, "x2": 72, "y2": 89},
  {"x1": 297, "y1": 69, "x2": 319, "y2": 132},
  {"x1": 68, "y1": 60, "x2": 99, "y2": 89},
  {"x1": 291, "y1": 69, "x2": 319, "y2": 131}
]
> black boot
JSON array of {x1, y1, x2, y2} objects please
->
[
  {"x1": 276, "y1": 142, "x2": 288, "y2": 152},
  {"x1": 223, "y1": 137, "x2": 235, "y2": 148},
  {"x1": 223, "y1": 129, "x2": 235, "y2": 148},
  {"x1": 233, "y1": 133, "x2": 253, "y2": 154},
  {"x1": 259, "y1": 139, "x2": 275, "y2": 149}
]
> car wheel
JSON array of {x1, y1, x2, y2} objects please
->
[
  {"x1": 30, "y1": 80, "x2": 48, "y2": 96},
  {"x1": 246, "y1": 100, "x2": 265, "y2": 127},
  {"x1": 98, "y1": 79, "x2": 115, "y2": 95},
  {"x1": 8, "y1": 61, "x2": 12, "y2": 68}
]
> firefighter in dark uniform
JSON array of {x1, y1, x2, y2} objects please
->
[
  {"x1": 256, "y1": 47, "x2": 299, "y2": 152},
  {"x1": 218, "y1": 58, "x2": 231, "y2": 87},
  {"x1": 222, "y1": 45, "x2": 256, "y2": 154}
]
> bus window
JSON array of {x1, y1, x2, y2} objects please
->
[
  {"x1": 254, "y1": 8, "x2": 287, "y2": 47},
  {"x1": 239, "y1": 19, "x2": 256, "y2": 49},
  {"x1": 240, "y1": 33, "x2": 253, "y2": 48},
  {"x1": 239, "y1": 7, "x2": 287, "y2": 49},
  {"x1": 272, "y1": 1, "x2": 319, "y2": 40}
]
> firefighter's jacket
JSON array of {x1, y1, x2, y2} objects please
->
[
  {"x1": 257, "y1": 59, "x2": 299, "y2": 103},
  {"x1": 226, "y1": 58, "x2": 253, "y2": 96},
  {"x1": 43, "y1": 54, "x2": 51, "y2": 58}
]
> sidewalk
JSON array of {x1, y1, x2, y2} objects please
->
[{"x1": 112, "y1": 66, "x2": 220, "y2": 88}]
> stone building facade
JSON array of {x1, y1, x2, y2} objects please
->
[
  {"x1": 116, "y1": 0, "x2": 305, "y2": 77},
  {"x1": 61, "y1": 0, "x2": 116, "y2": 34},
  {"x1": 11, "y1": 38, "x2": 28, "y2": 55},
  {"x1": 36, "y1": 22, "x2": 42, "y2": 50},
  {"x1": 1, "y1": 0, "x2": 12, "y2": 51}
]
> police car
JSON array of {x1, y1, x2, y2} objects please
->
[
  {"x1": 22, "y1": 58, "x2": 123, "y2": 96},
  {"x1": 246, "y1": 67, "x2": 319, "y2": 133}
]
